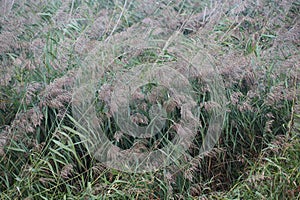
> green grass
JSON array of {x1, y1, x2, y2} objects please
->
[{"x1": 0, "y1": 0, "x2": 299, "y2": 199}]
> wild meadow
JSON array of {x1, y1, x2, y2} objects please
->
[{"x1": 0, "y1": 0, "x2": 299, "y2": 199}]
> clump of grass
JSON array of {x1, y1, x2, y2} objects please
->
[
  {"x1": 0, "y1": 0, "x2": 299, "y2": 199},
  {"x1": 224, "y1": 129, "x2": 300, "y2": 199}
]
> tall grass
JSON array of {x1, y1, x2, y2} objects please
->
[{"x1": 0, "y1": 0, "x2": 299, "y2": 199}]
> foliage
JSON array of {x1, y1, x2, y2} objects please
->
[{"x1": 0, "y1": 0, "x2": 299, "y2": 199}]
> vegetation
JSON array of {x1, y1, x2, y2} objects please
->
[{"x1": 0, "y1": 0, "x2": 299, "y2": 199}]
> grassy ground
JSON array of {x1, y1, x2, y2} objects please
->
[{"x1": 0, "y1": 0, "x2": 299, "y2": 199}]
